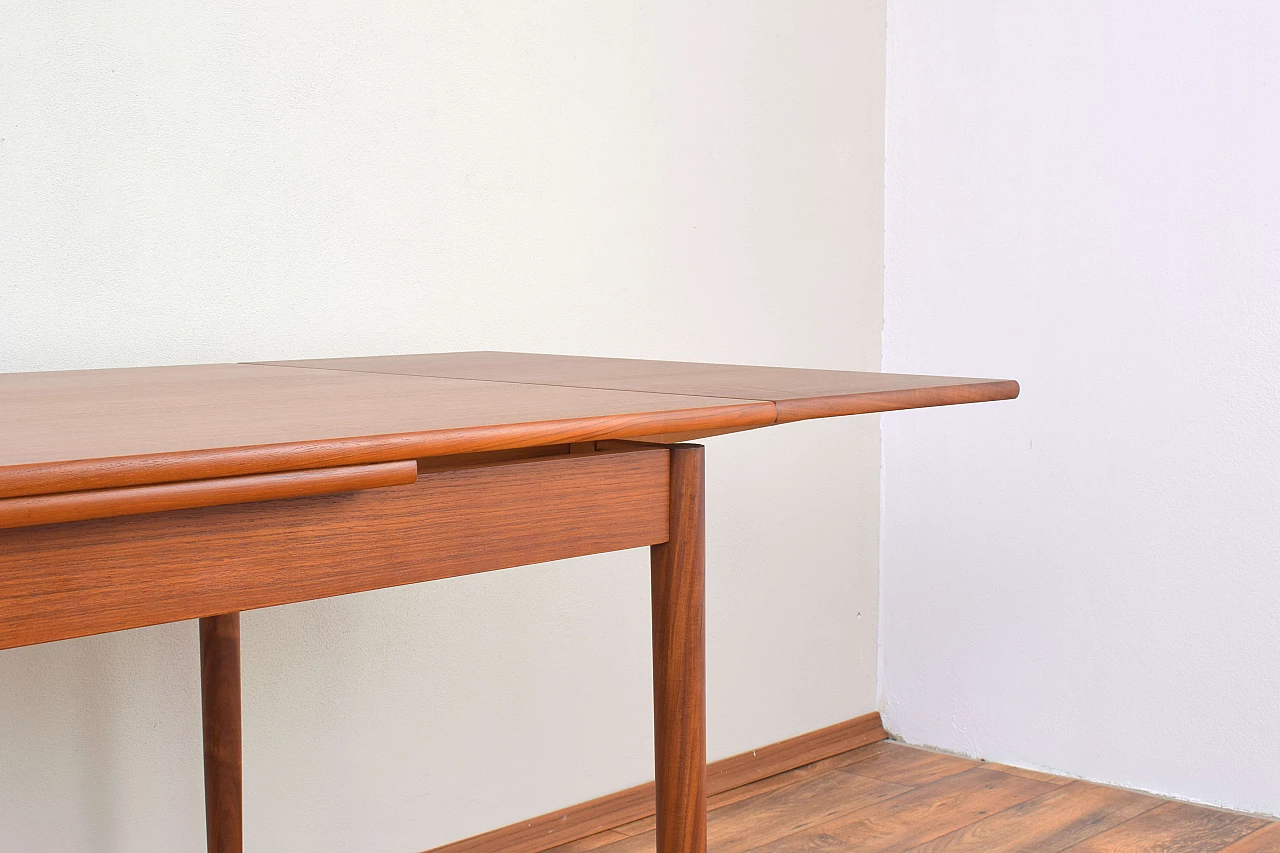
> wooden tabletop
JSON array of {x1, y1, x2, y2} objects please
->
[{"x1": 0, "y1": 352, "x2": 1017, "y2": 499}]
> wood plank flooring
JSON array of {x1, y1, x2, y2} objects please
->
[{"x1": 547, "y1": 742, "x2": 1278, "y2": 853}]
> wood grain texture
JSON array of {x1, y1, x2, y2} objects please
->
[
  {"x1": 1217, "y1": 823, "x2": 1280, "y2": 852},
  {"x1": 414, "y1": 445, "x2": 570, "y2": 471},
  {"x1": 423, "y1": 713, "x2": 887, "y2": 853},
  {"x1": 1059, "y1": 801, "x2": 1268, "y2": 853},
  {"x1": 0, "y1": 362, "x2": 772, "y2": 498},
  {"x1": 260, "y1": 352, "x2": 1020, "y2": 423},
  {"x1": 771, "y1": 382, "x2": 1019, "y2": 423},
  {"x1": 544, "y1": 832, "x2": 632, "y2": 853},
  {"x1": 983, "y1": 763, "x2": 1075, "y2": 786},
  {"x1": 0, "y1": 460, "x2": 416, "y2": 529},
  {"x1": 761, "y1": 767, "x2": 1057, "y2": 852},
  {"x1": 902, "y1": 780, "x2": 1161, "y2": 853},
  {"x1": 697, "y1": 753, "x2": 879, "y2": 824},
  {"x1": 437, "y1": 785, "x2": 661, "y2": 853},
  {"x1": 200, "y1": 613, "x2": 242, "y2": 853},
  {"x1": 650, "y1": 444, "x2": 707, "y2": 853},
  {"x1": 615, "y1": 748, "x2": 891, "y2": 839},
  {"x1": 838, "y1": 745, "x2": 979, "y2": 787},
  {"x1": 522, "y1": 741, "x2": 1280, "y2": 853},
  {"x1": 708, "y1": 714, "x2": 888, "y2": 797},
  {"x1": 586, "y1": 771, "x2": 909, "y2": 853},
  {"x1": 0, "y1": 447, "x2": 669, "y2": 651},
  {"x1": 1, "y1": 353, "x2": 1017, "y2": 498},
  {"x1": 624, "y1": 426, "x2": 764, "y2": 445}
]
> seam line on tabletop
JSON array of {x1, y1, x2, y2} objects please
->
[{"x1": 245, "y1": 361, "x2": 784, "y2": 418}]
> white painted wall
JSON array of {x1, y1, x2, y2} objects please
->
[
  {"x1": 0, "y1": 2, "x2": 886, "y2": 851},
  {"x1": 883, "y1": 1, "x2": 1280, "y2": 818}
]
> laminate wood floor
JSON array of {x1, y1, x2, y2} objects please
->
[{"x1": 547, "y1": 742, "x2": 1279, "y2": 853}]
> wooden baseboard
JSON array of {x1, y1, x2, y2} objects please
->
[{"x1": 425, "y1": 711, "x2": 887, "y2": 853}]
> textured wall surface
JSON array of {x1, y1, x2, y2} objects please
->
[
  {"x1": 882, "y1": 0, "x2": 1280, "y2": 818},
  {"x1": 0, "y1": 2, "x2": 886, "y2": 850}
]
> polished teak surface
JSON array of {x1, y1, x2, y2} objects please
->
[
  {"x1": 257, "y1": 351, "x2": 1019, "y2": 423},
  {"x1": 0, "y1": 445, "x2": 670, "y2": 650},
  {"x1": 0, "y1": 352, "x2": 1017, "y2": 499},
  {"x1": 0, "y1": 352, "x2": 1018, "y2": 853}
]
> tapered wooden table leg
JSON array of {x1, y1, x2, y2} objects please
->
[
  {"x1": 200, "y1": 613, "x2": 243, "y2": 853},
  {"x1": 650, "y1": 444, "x2": 707, "y2": 853}
]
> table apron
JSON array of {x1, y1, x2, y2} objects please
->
[{"x1": 0, "y1": 445, "x2": 670, "y2": 651}]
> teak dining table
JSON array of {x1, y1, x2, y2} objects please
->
[{"x1": 0, "y1": 351, "x2": 1018, "y2": 853}]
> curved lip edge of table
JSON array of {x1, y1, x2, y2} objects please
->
[
  {"x1": 0, "y1": 402, "x2": 776, "y2": 501},
  {"x1": 774, "y1": 379, "x2": 1020, "y2": 422},
  {"x1": 0, "y1": 376, "x2": 1020, "y2": 502},
  {"x1": 0, "y1": 460, "x2": 420, "y2": 530}
]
